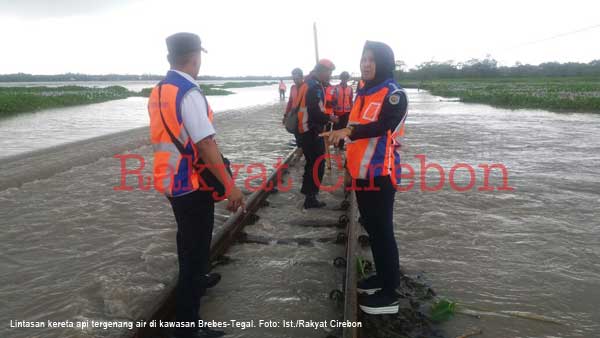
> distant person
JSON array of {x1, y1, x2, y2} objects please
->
[
  {"x1": 147, "y1": 32, "x2": 245, "y2": 338},
  {"x1": 331, "y1": 71, "x2": 354, "y2": 148},
  {"x1": 284, "y1": 67, "x2": 304, "y2": 147},
  {"x1": 322, "y1": 41, "x2": 408, "y2": 315},
  {"x1": 296, "y1": 59, "x2": 338, "y2": 208},
  {"x1": 278, "y1": 79, "x2": 287, "y2": 100}
]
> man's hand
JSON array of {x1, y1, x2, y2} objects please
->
[
  {"x1": 196, "y1": 137, "x2": 245, "y2": 213},
  {"x1": 329, "y1": 115, "x2": 339, "y2": 124},
  {"x1": 226, "y1": 186, "x2": 245, "y2": 213},
  {"x1": 320, "y1": 128, "x2": 351, "y2": 146}
]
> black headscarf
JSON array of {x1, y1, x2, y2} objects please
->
[{"x1": 362, "y1": 40, "x2": 395, "y2": 90}]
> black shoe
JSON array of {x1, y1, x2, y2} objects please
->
[
  {"x1": 199, "y1": 273, "x2": 221, "y2": 289},
  {"x1": 303, "y1": 195, "x2": 326, "y2": 209},
  {"x1": 357, "y1": 275, "x2": 382, "y2": 295},
  {"x1": 359, "y1": 290, "x2": 400, "y2": 315},
  {"x1": 174, "y1": 327, "x2": 226, "y2": 338}
]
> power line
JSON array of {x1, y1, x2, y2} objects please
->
[{"x1": 505, "y1": 22, "x2": 600, "y2": 50}]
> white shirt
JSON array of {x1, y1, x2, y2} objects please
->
[{"x1": 171, "y1": 69, "x2": 216, "y2": 143}]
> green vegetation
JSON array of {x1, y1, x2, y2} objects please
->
[
  {"x1": 429, "y1": 298, "x2": 457, "y2": 322},
  {"x1": 0, "y1": 80, "x2": 279, "y2": 117},
  {"x1": 401, "y1": 77, "x2": 600, "y2": 113},
  {"x1": 200, "y1": 85, "x2": 234, "y2": 96},
  {"x1": 0, "y1": 85, "x2": 140, "y2": 117},
  {"x1": 137, "y1": 84, "x2": 233, "y2": 98},
  {"x1": 137, "y1": 85, "x2": 234, "y2": 98},
  {"x1": 393, "y1": 58, "x2": 600, "y2": 113},
  {"x1": 138, "y1": 87, "x2": 153, "y2": 97},
  {"x1": 396, "y1": 58, "x2": 600, "y2": 80},
  {"x1": 357, "y1": 256, "x2": 369, "y2": 279},
  {"x1": 218, "y1": 81, "x2": 277, "y2": 89}
]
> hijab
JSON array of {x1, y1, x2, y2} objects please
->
[{"x1": 362, "y1": 40, "x2": 395, "y2": 90}]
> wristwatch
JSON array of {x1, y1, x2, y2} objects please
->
[{"x1": 347, "y1": 125, "x2": 355, "y2": 137}]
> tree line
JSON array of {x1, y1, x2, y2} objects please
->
[
  {"x1": 3, "y1": 58, "x2": 599, "y2": 83},
  {"x1": 395, "y1": 58, "x2": 600, "y2": 80}
]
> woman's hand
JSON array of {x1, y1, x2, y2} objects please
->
[{"x1": 320, "y1": 127, "x2": 351, "y2": 146}]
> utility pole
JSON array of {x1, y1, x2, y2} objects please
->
[{"x1": 313, "y1": 22, "x2": 319, "y2": 63}]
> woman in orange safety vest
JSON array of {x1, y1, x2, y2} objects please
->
[{"x1": 322, "y1": 40, "x2": 408, "y2": 315}]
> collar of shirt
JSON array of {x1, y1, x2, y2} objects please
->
[{"x1": 169, "y1": 69, "x2": 198, "y2": 87}]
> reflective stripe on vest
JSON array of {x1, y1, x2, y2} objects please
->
[
  {"x1": 293, "y1": 82, "x2": 310, "y2": 133},
  {"x1": 148, "y1": 71, "x2": 214, "y2": 196},
  {"x1": 345, "y1": 79, "x2": 406, "y2": 184},
  {"x1": 333, "y1": 84, "x2": 352, "y2": 115}
]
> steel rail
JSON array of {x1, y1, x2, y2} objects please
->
[{"x1": 133, "y1": 147, "x2": 302, "y2": 338}]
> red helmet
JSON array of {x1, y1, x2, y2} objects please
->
[{"x1": 317, "y1": 58, "x2": 335, "y2": 71}]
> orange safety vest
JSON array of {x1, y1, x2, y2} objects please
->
[
  {"x1": 291, "y1": 82, "x2": 309, "y2": 133},
  {"x1": 148, "y1": 70, "x2": 215, "y2": 196},
  {"x1": 325, "y1": 85, "x2": 335, "y2": 115},
  {"x1": 289, "y1": 84, "x2": 299, "y2": 104},
  {"x1": 346, "y1": 79, "x2": 407, "y2": 184},
  {"x1": 333, "y1": 84, "x2": 352, "y2": 115}
]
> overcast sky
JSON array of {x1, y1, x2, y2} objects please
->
[{"x1": 1, "y1": 0, "x2": 598, "y2": 77}]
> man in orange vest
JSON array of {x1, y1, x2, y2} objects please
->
[
  {"x1": 296, "y1": 59, "x2": 338, "y2": 208},
  {"x1": 148, "y1": 32, "x2": 244, "y2": 338},
  {"x1": 284, "y1": 68, "x2": 304, "y2": 146},
  {"x1": 278, "y1": 79, "x2": 287, "y2": 100},
  {"x1": 331, "y1": 71, "x2": 354, "y2": 148}
]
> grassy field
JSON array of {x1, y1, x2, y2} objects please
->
[
  {"x1": 138, "y1": 84, "x2": 234, "y2": 97},
  {"x1": 400, "y1": 77, "x2": 600, "y2": 113},
  {"x1": 218, "y1": 81, "x2": 277, "y2": 89},
  {"x1": 0, "y1": 86, "x2": 142, "y2": 117},
  {"x1": 0, "y1": 81, "x2": 272, "y2": 117}
]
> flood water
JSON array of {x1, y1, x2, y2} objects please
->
[
  {"x1": 0, "y1": 80, "x2": 289, "y2": 158},
  {"x1": 1, "y1": 89, "x2": 599, "y2": 338},
  {"x1": 0, "y1": 103, "x2": 295, "y2": 338},
  {"x1": 398, "y1": 91, "x2": 600, "y2": 338}
]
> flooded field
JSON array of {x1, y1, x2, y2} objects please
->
[
  {"x1": 0, "y1": 80, "x2": 288, "y2": 158},
  {"x1": 1, "y1": 89, "x2": 599, "y2": 338}
]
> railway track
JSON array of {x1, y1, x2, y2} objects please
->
[{"x1": 133, "y1": 147, "x2": 363, "y2": 338}]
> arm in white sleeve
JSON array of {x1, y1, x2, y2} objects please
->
[{"x1": 181, "y1": 90, "x2": 216, "y2": 143}]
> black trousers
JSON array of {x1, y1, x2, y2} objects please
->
[
  {"x1": 293, "y1": 129, "x2": 302, "y2": 148},
  {"x1": 355, "y1": 176, "x2": 400, "y2": 294},
  {"x1": 300, "y1": 130, "x2": 325, "y2": 196},
  {"x1": 168, "y1": 190, "x2": 215, "y2": 335}
]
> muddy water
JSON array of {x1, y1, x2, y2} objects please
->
[
  {"x1": 1, "y1": 89, "x2": 599, "y2": 338},
  {"x1": 398, "y1": 91, "x2": 600, "y2": 338},
  {"x1": 200, "y1": 160, "x2": 348, "y2": 338},
  {"x1": 0, "y1": 103, "x2": 295, "y2": 338},
  {"x1": 0, "y1": 82, "x2": 286, "y2": 158}
]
